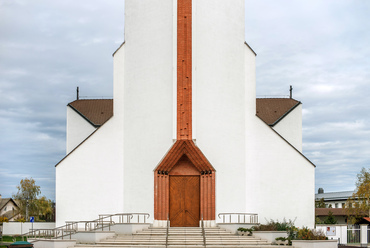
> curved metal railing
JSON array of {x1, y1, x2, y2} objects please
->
[
  {"x1": 24, "y1": 213, "x2": 150, "y2": 241},
  {"x1": 218, "y1": 213, "x2": 258, "y2": 224}
]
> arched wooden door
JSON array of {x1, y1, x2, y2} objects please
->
[
  {"x1": 169, "y1": 175, "x2": 200, "y2": 227},
  {"x1": 154, "y1": 142, "x2": 215, "y2": 225}
]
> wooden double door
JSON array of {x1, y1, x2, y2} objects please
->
[{"x1": 169, "y1": 175, "x2": 200, "y2": 227}]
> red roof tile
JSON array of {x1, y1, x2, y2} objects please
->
[{"x1": 363, "y1": 217, "x2": 370, "y2": 223}]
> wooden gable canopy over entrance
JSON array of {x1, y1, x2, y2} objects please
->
[
  {"x1": 154, "y1": 140, "x2": 215, "y2": 225},
  {"x1": 156, "y1": 140, "x2": 215, "y2": 174}
]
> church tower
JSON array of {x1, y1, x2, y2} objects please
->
[
  {"x1": 56, "y1": 0, "x2": 315, "y2": 228},
  {"x1": 115, "y1": 0, "x2": 248, "y2": 227}
]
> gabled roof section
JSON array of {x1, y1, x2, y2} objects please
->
[
  {"x1": 68, "y1": 99, "x2": 113, "y2": 127},
  {"x1": 155, "y1": 140, "x2": 215, "y2": 173},
  {"x1": 256, "y1": 98, "x2": 301, "y2": 126},
  {"x1": 0, "y1": 198, "x2": 18, "y2": 211}
]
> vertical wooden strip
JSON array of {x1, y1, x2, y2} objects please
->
[
  {"x1": 177, "y1": 0, "x2": 192, "y2": 140},
  {"x1": 207, "y1": 175, "x2": 212, "y2": 220},
  {"x1": 162, "y1": 176, "x2": 166, "y2": 220},
  {"x1": 165, "y1": 175, "x2": 169, "y2": 219},
  {"x1": 161, "y1": 176, "x2": 164, "y2": 220},
  {"x1": 212, "y1": 175, "x2": 215, "y2": 220},
  {"x1": 200, "y1": 175, "x2": 204, "y2": 219},
  {"x1": 154, "y1": 175, "x2": 158, "y2": 220},
  {"x1": 158, "y1": 176, "x2": 162, "y2": 219},
  {"x1": 204, "y1": 175, "x2": 208, "y2": 220}
]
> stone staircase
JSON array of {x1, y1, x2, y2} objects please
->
[{"x1": 72, "y1": 226, "x2": 284, "y2": 248}]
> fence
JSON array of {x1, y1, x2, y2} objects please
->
[
  {"x1": 316, "y1": 224, "x2": 370, "y2": 245},
  {"x1": 347, "y1": 225, "x2": 360, "y2": 244},
  {"x1": 3, "y1": 222, "x2": 56, "y2": 236}
]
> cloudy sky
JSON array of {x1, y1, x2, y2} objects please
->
[{"x1": 1, "y1": 0, "x2": 369, "y2": 201}]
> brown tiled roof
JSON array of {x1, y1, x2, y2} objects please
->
[
  {"x1": 256, "y1": 98, "x2": 301, "y2": 126},
  {"x1": 155, "y1": 140, "x2": 215, "y2": 173},
  {"x1": 0, "y1": 198, "x2": 19, "y2": 211},
  {"x1": 68, "y1": 99, "x2": 113, "y2": 127},
  {"x1": 0, "y1": 198, "x2": 11, "y2": 210},
  {"x1": 315, "y1": 208, "x2": 347, "y2": 216},
  {"x1": 67, "y1": 98, "x2": 300, "y2": 128}
]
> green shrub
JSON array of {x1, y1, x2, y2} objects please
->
[
  {"x1": 275, "y1": 237, "x2": 287, "y2": 241},
  {"x1": 296, "y1": 227, "x2": 327, "y2": 240},
  {"x1": 237, "y1": 227, "x2": 253, "y2": 234},
  {"x1": 253, "y1": 219, "x2": 296, "y2": 232}
]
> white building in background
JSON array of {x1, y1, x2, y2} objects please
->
[
  {"x1": 315, "y1": 188, "x2": 355, "y2": 208},
  {"x1": 55, "y1": 0, "x2": 315, "y2": 228}
]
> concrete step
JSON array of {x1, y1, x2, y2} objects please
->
[
  {"x1": 73, "y1": 245, "x2": 284, "y2": 248},
  {"x1": 71, "y1": 226, "x2": 291, "y2": 248}
]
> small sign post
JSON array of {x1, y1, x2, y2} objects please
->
[{"x1": 30, "y1": 216, "x2": 34, "y2": 234}]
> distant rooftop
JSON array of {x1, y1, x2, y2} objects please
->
[{"x1": 315, "y1": 190, "x2": 355, "y2": 201}]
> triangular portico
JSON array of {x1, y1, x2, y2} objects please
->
[{"x1": 154, "y1": 140, "x2": 215, "y2": 226}]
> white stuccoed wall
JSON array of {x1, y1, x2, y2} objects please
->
[
  {"x1": 194, "y1": 0, "x2": 314, "y2": 228},
  {"x1": 272, "y1": 104, "x2": 303, "y2": 152},
  {"x1": 66, "y1": 106, "x2": 96, "y2": 154},
  {"x1": 56, "y1": 116, "x2": 124, "y2": 226},
  {"x1": 3, "y1": 222, "x2": 56, "y2": 235},
  {"x1": 194, "y1": 0, "x2": 248, "y2": 214},
  {"x1": 121, "y1": 0, "x2": 174, "y2": 216},
  {"x1": 245, "y1": 116, "x2": 315, "y2": 227}
]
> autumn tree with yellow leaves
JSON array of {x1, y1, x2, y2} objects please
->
[{"x1": 345, "y1": 168, "x2": 370, "y2": 224}]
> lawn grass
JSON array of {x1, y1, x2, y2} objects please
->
[
  {"x1": 1, "y1": 235, "x2": 29, "y2": 248},
  {"x1": 2, "y1": 235, "x2": 27, "y2": 242}
]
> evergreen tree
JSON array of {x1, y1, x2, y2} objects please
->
[{"x1": 324, "y1": 211, "x2": 337, "y2": 224}]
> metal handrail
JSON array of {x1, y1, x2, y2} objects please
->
[
  {"x1": 25, "y1": 213, "x2": 150, "y2": 241},
  {"x1": 201, "y1": 214, "x2": 206, "y2": 247},
  {"x1": 98, "y1": 213, "x2": 150, "y2": 224},
  {"x1": 23, "y1": 221, "x2": 78, "y2": 241},
  {"x1": 165, "y1": 214, "x2": 169, "y2": 248},
  {"x1": 218, "y1": 213, "x2": 258, "y2": 224}
]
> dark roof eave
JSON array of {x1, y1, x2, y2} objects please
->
[
  {"x1": 55, "y1": 116, "x2": 113, "y2": 167},
  {"x1": 270, "y1": 101, "x2": 302, "y2": 127},
  {"x1": 0, "y1": 198, "x2": 19, "y2": 210},
  {"x1": 67, "y1": 103, "x2": 101, "y2": 128},
  {"x1": 244, "y1": 41, "x2": 257, "y2": 56},
  {"x1": 113, "y1": 41, "x2": 125, "y2": 56}
]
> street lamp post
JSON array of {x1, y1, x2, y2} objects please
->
[{"x1": 26, "y1": 199, "x2": 29, "y2": 221}]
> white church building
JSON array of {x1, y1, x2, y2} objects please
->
[{"x1": 55, "y1": 0, "x2": 315, "y2": 228}]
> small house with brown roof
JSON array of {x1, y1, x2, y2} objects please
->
[{"x1": 0, "y1": 195, "x2": 20, "y2": 221}]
